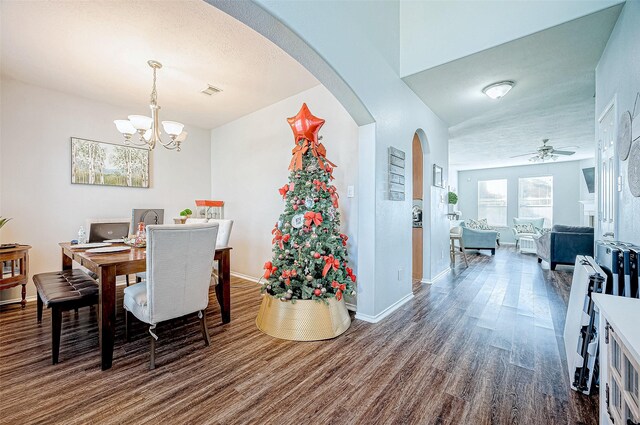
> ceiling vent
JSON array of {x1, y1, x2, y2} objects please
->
[{"x1": 201, "y1": 85, "x2": 222, "y2": 96}]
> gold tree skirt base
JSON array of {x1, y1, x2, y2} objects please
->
[{"x1": 256, "y1": 295, "x2": 351, "y2": 341}]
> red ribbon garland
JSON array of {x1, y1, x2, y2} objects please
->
[{"x1": 304, "y1": 211, "x2": 323, "y2": 227}]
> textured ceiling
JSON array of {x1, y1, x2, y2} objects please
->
[
  {"x1": 402, "y1": 5, "x2": 622, "y2": 170},
  {"x1": 0, "y1": 0, "x2": 319, "y2": 129}
]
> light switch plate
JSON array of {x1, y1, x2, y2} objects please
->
[{"x1": 347, "y1": 185, "x2": 355, "y2": 198}]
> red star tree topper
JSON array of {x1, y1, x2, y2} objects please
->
[{"x1": 262, "y1": 103, "x2": 356, "y2": 302}]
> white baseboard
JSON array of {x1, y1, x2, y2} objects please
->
[
  {"x1": 355, "y1": 292, "x2": 414, "y2": 323},
  {"x1": 420, "y1": 267, "x2": 451, "y2": 284},
  {"x1": 0, "y1": 295, "x2": 37, "y2": 306},
  {"x1": 230, "y1": 271, "x2": 262, "y2": 284}
]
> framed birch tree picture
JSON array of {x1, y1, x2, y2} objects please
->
[{"x1": 71, "y1": 137, "x2": 150, "y2": 188}]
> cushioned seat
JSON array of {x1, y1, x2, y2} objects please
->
[
  {"x1": 123, "y1": 281, "x2": 148, "y2": 321},
  {"x1": 33, "y1": 269, "x2": 99, "y2": 364}
]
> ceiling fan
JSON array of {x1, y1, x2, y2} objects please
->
[{"x1": 510, "y1": 139, "x2": 578, "y2": 162}]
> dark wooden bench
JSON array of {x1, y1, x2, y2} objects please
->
[{"x1": 34, "y1": 270, "x2": 99, "y2": 364}]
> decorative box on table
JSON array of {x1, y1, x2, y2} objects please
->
[{"x1": 195, "y1": 200, "x2": 224, "y2": 220}]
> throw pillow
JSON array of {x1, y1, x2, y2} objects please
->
[
  {"x1": 466, "y1": 219, "x2": 480, "y2": 229},
  {"x1": 514, "y1": 223, "x2": 535, "y2": 234},
  {"x1": 477, "y1": 218, "x2": 491, "y2": 230}
]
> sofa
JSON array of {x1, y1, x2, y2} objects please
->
[
  {"x1": 460, "y1": 221, "x2": 498, "y2": 255},
  {"x1": 534, "y1": 225, "x2": 594, "y2": 270},
  {"x1": 512, "y1": 217, "x2": 545, "y2": 249}
]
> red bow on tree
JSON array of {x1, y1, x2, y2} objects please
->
[
  {"x1": 312, "y1": 179, "x2": 327, "y2": 192},
  {"x1": 346, "y1": 266, "x2": 356, "y2": 283},
  {"x1": 336, "y1": 290, "x2": 343, "y2": 301},
  {"x1": 328, "y1": 186, "x2": 340, "y2": 208},
  {"x1": 263, "y1": 261, "x2": 278, "y2": 279},
  {"x1": 281, "y1": 269, "x2": 297, "y2": 285},
  {"x1": 304, "y1": 211, "x2": 323, "y2": 227},
  {"x1": 322, "y1": 255, "x2": 340, "y2": 277},
  {"x1": 272, "y1": 229, "x2": 289, "y2": 249},
  {"x1": 278, "y1": 184, "x2": 289, "y2": 199}
]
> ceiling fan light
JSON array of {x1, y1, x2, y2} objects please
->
[
  {"x1": 114, "y1": 119, "x2": 136, "y2": 135},
  {"x1": 128, "y1": 115, "x2": 153, "y2": 131},
  {"x1": 482, "y1": 81, "x2": 515, "y2": 99},
  {"x1": 162, "y1": 121, "x2": 184, "y2": 136}
]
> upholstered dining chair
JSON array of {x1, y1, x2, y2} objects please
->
[
  {"x1": 207, "y1": 219, "x2": 233, "y2": 281},
  {"x1": 124, "y1": 223, "x2": 219, "y2": 369},
  {"x1": 136, "y1": 218, "x2": 233, "y2": 283}
]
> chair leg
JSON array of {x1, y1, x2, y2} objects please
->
[
  {"x1": 199, "y1": 310, "x2": 211, "y2": 347},
  {"x1": 125, "y1": 274, "x2": 130, "y2": 287},
  {"x1": 51, "y1": 308, "x2": 62, "y2": 365},
  {"x1": 550, "y1": 262, "x2": 557, "y2": 271},
  {"x1": 37, "y1": 293, "x2": 43, "y2": 324},
  {"x1": 149, "y1": 332, "x2": 156, "y2": 370},
  {"x1": 491, "y1": 249, "x2": 496, "y2": 256}
]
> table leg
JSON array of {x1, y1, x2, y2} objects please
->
[
  {"x1": 99, "y1": 265, "x2": 117, "y2": 370},
  {"x1": 62, "y1": 248, "x2": 72, "y2": 271},
  {"x1": 214, "y1": 250, "x2": 231, "y2": 324},
  {"x1": 21, "y1": 252, "x2": 27, "y2": 308}
]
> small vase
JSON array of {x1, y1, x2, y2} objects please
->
[{"x1": 448, "y1": 204, "x2": 455, "y2": 213}]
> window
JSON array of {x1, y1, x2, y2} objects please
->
[
  {"x1": 518, "y1": 176, "x2": 553, "y2": 227},
  {"x1": 478, "y1": 179, "x2": 507, "y2": 226}
]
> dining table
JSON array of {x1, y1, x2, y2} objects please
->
[{"x1": 59, "y1": 242, "x2": 232, "y2": 370}]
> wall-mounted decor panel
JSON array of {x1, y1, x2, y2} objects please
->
[{"x1": 71, "y1": 137, "x2": 150, "y2": 188}]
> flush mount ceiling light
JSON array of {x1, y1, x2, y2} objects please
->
[
  {"x1": 114, "y1": 60, "x2": 187, "y2": 151},
  {"x1": 482, "y1": 81, "x2": 515, "y2": 100}
]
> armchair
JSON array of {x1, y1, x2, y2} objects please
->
[
  {"x1": 512, "y1": 217, "x2": 545, "y2": 249},
  {"x1": 460, "y1": 221, "x2": 498, "y2": 255},
  {"x1": 535, "y1": 224, "x2": 594, "y2": 270},
  {"x1": 124, "y1": 223, "x2": 219, "y2": 369}
]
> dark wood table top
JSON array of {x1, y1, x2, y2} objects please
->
[{"x1": 60, "y1": 242, "x2": 231, "y2": 269}]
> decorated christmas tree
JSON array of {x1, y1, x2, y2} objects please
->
[{"x1": 261, "y1": 103, "x2": 356, "y2": 304}]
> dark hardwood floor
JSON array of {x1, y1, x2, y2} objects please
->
[{"x1": 0, "y1": 247, "x2": 597, "y2": 424}]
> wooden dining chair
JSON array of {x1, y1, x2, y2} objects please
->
[{"x1": 123, "y1": 223, "x2": 219, "y2": 369}]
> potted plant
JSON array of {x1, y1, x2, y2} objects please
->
[
  {"x1": 173, "y1": 209, "x2": 193, "y2": 224},
  {"x1": 447, "y1": 191, "x2": 458, "y2": 213}
]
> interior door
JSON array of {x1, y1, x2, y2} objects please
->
[{"x1": 597, "y1": 101, "x2": 617, "y2": 240}]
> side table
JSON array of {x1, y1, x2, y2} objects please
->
[{"x1": 0, "y1": 245, "x2": 32, "y2": 308}]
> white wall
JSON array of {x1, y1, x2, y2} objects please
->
[
  {"x1": 595, "y1": 0, "x2": 640, "y2": 245},
  {"x1": 399, "y1": 0, "x2": 622, "y2": 76},
  {"x1": 458, "y1": 160, "x2": 585, "y2": 244},
  {"x1": 249, "y1": 0, "x2": 451, "y2": 320},
  {"x1": 210, "y1": 84, "x2": 358, "y2": 280},
  {"x1": 0, "y1": 78, "x2": 212, "y2": 302}
]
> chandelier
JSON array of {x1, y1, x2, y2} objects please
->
[{"x1": 114, "y1": 60, "x2": 187, "y2": 151}]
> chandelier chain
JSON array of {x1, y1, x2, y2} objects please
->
[{"x1": 150, "y1": 66, "x2": 158, "y2": 106}]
